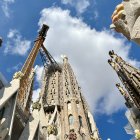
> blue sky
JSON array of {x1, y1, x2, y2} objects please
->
[{"x1": 0, "y1": 0, "x2": 140, "y2": 140}]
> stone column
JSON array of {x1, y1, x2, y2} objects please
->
[
  {"x1": 63, "y1": 102, "x2": 69, "y2": 135},
  {"x1": 60, "y1": 108, "x2": 65, "y2": 140},
  {"x1": 79, "y1": 101, "x2": 91, "y2": 139},
  {"x1": 71, "y1": 99, "x2": 81, "y2": 139}
]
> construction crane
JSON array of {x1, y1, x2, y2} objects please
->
[{"x1": 0, "y1": 24, "x2": 60, "y2": 140}]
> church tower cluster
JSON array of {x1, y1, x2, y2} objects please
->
[
  {"x1": 39, "y1": 56, "x2": 100, "y2": 140},
  {"x1": 108, "y1": 50, "x2": 140, "y2": 136},
  {"x1": 0, "y1": 24, "x2": 100, "y2": 140}
]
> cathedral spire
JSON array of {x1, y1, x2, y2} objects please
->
[
  {"x1": 108, "y1": 50, "x2": 140, "y2": 109},
  {"x1": 38, "y1": 56, "x2": 101, "y2": 140},
  {"x1": 116, "y1": 83, "x2": 134, "y2": 108}
]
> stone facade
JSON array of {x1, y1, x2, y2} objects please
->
[
  {"x1": 108, "y1": 50, "x2": 140, "y2": 137},
  {"x1": 39, "y1": 56, "x2": 100, "y2": 140}
]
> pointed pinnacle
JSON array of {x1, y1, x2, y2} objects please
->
[{"x1": 109, "y1": 50, "x2": 115, "y2": 58}]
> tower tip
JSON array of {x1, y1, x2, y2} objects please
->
[
  {"x1": 61, "y1": 54, "x2": 68, "y2": 61},
  {"x1": 109, "y1": 50, "x2": 115, "y2": 57}
]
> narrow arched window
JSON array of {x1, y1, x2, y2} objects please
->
[
  {"x1": 51, "y1": 99, "x2": 54, "y2": 104},
  {"x1": 69, "y1": 114, "x2": 74, "y2": 125},
  {"x1": 67, "y1": 101, "x2": 71, "y2": 110},
  {"x1": 79, "y1": 116, "x2": 83, "y2": 127}
]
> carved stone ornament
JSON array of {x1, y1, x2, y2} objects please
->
[
  {"x1": 13, "y1": 71, "x2": 24, "y2": 80},
  {"x1": 135, "y1": 129, "x2": 140, "y2": 140},
  {"x1": 47, "y1": 124, "x2": 57, "y2": 136},
  {"x1": 32, "y1": 101, "x2": 41, "y2": 111},
  {"x1": 111, "y1": 0, "x2": 140, "y2": 45},
  {"x1": 68, "y1": 129, "x2": 77, "y2": 140},
  {"x1": 108, "y1": 59, "x2": 119, "y2": 71},
  {"x1": 90, "y1": 135, "x2": 96, "y2": 140}
]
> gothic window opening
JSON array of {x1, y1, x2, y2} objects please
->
[
  {"x1": 79, "y1": 116, "x2": 83, "y2": 127},
  {"x1": 67, "y1": 89, "x2": 70, "y2": 95},
  {"x1": 51, "y1": 99, "x2": 54, "y2": 104},
  {"x1": 77, "y1": 101, "x2": 79, "y2": 107},
  {"x1": 69, "y1": 114, "x2": 74, "y2": 125},
  {"x1": 68, "y1": 101, "x2": 71, "y2": 110}
]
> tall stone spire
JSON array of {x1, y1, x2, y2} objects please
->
[
  {"x1": 116, "y1": 83, "x2": 134, "y2": 108},
  {"x1": 108, "y1": 50, "x2": 140, "y2": 109},
  {"x1": 40, "y1": 55, "x2": 100, "y2": 140}
]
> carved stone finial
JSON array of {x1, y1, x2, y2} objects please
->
[
  {"x1": 135, "y1": 129, "x2": 140, "y2": 139},
  {"x1": 111, "y1": 1, "x2": 140, "y2": 45},
  {"x1": 116, "y1": 83, "x2": 134, "y2": 108},
  {"x1": 109, "y1": 50, "x2": 118, "y2": 60},
  {"x1": 108, "y1": 59, "x2": 115, "y2": 68},
  {"x1": 13, "y1": 71, "x2": 24, "y2": 80},
  {"x1": 32, "y1": 101, "x2": 41, "y2": 111},
  {"x1": 108, "y1": 50, "x2": 118, "y2": 60},
  {"x1": 108, "y1": 59, "x2": 120, "y2": 72},
  {"x1": 109, "y1": 50, "x2": 123, "y2": 64},
  {"x1": 47, "y1": 124, "x2": 57, "y2": 136},
  {"x1": 109, "y1": 50, "x2": 115, "y2": 57},
  {"x1": 68, "y1": 129, "x2": 77, "y2": 140},
  {"x1": 61, "y1": 54, "x2": 68, "y2": 62},
  {"x1": 90, "y1": 135, "x2": 96, "y2": 140},
  {"x1": 116, "y1": 83, "x2": 126, "y2": 96}
]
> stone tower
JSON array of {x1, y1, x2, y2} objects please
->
[
  {"x1": 0, "y1": 24, "x2": 100, "y2": 140},
  {"x1": 39, "y1": 56, "x2": 100, "y2": 140},
  {"x1": 108, "y1": 50, "x2": 140, "y2": 109},
  {"x1": 108, "y1": 50, "x2": 140, "y2": 135}
]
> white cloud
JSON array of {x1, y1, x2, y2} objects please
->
[
  {"x1": 7, "y1": 29, "x2": 17, "y2": 38},
  {"x1": 35, "y1": 65, "x2": 44, "y2": 86},
  {"x1": 32, "y1": 88, "x2": 41, "y2": 101},
  {"x1": 1, "y1": 0, "x2": 15, "y2": 17},
  {"x1": 38, "y1": 7, "x2": 140, "y2": 115},
  {"x1": 4, "y1": 29, "x2": 31, "y2": 56},
  {"x1": 61, "y1": 0, "x2": 89, "y2": 14},
  {"x1": 32, "y1": 65, "x2": 44, "y2": 101}
]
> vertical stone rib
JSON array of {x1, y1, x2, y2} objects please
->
[
  {"x1": 79, "y1": 100, "x2": 91, "y2": 138},
  {"x1": 71, "y1": 99, "x2": 81, "y2": 139},
  {"x1": 63, "y1": 102, "x2": 69, "y2": 134},
  {"x1": 60, "y1": 109, "x2": 64, "y2": 140}
]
